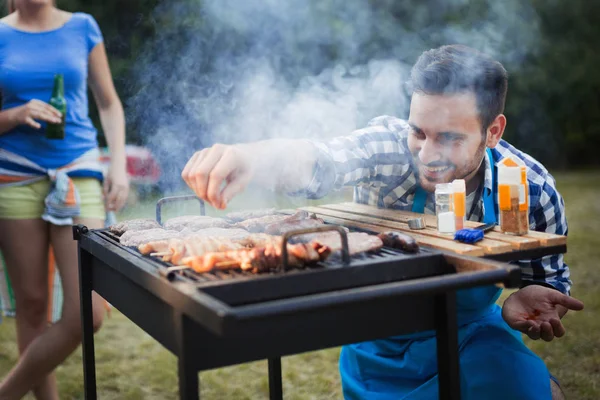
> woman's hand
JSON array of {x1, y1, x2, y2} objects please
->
[
  {"x1": 103, "y1": 164, "x2": 129, "y2": 212},
  {"x1": 502, "y1": 285, "x2": 584, "y2": 342},
  {"x1": 11, "y1": 99, "x2": 62, "y2": 129}
]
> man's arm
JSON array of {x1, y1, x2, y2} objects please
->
[
  {"x1": 516, "y1": 179, "x2": 571, "y2": 294},
  {"x1": 182, "y1": 116, "x2": 410, "y2": 209},
  {"x1": 501, "y1": 178, "x2": 584, "y2": 342}
]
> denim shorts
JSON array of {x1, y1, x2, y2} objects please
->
[{"x1": 0, "y1": 177, "x2": 106, "y2": 220}]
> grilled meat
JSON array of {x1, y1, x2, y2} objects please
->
[
  {"x1": 138, "y1": 231, "x2": 277, "y2": 263},
  {"x1": 163, "y1": 215, "x2": 231, "y2": 231},
  {"x1": 264, "y1": 217, "x2": 325, "y2": 236},
  {"x1": 377, "y1": 231, "x2": 419, "y2": 253},
  {"x1": 235, "y1": 210, "x2": 311, "y2": 232},
  {"x1": 109, "y1": 218, "x2": 161, "y2": 235},
  {"x1": 225, "y1": 208, "x2": 278, "y2": 223},
  {"x1": 120, "y1": 228, "x2": 181, "y2": 247},
  {"x1": 180, "y1": 241, "x2": 329, "y2": 273},
  {"x1": 310, "y1": 231, "x2": 383, "y2": 255},
  {"x1": 178, "y1": 227, "x2": 250, "y2": 240}
]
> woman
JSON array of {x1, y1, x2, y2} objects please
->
[{"x1": 0, "y1": 0, "x2": 129, "y2": 398}]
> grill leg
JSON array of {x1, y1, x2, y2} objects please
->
[
  {"x1": 268, "y1": 357, "x2": 283, "y2": 400},
  {"x1": 177, "y1": 314, "x2": 200, "y2": 400},
  {"x1": 435, "y1": 291, "x2": 461, "y2": 400},
  {"x1": 78, "y1": 248, "x2": 97, "y2": 400},
  {"x1": 178, "y1": 356, "x2": 199, "y2": 400}
]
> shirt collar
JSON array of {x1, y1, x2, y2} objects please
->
[{"x1": 483, "y1": 147, "x2": 494, "y2": 194}]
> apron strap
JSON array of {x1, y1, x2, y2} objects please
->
[
  {"x1": 482, "y1": 148, "x2": 497, "y2": 224},
  {"x1": 411, "y1": 185, "x2": 428, "y2": 214}
]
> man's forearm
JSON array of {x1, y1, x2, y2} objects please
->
[{"x1": 238, "y1": 139, "x2": 318, "y2": 193}]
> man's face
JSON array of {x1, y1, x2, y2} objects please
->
[{"x1": 407, "y1": 92, "x2": 487, "y2": 193}]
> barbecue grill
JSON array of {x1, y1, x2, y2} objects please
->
[{"x1": 74, "y1": 195, "x2": 559, "y2": 400}]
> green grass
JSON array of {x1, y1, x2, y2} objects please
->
[{"x1": 0, "y1": 171, "x2": 598, "y2": 399}]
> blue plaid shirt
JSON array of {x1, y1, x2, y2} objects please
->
[{"x1": 302, "y1": 115, "x2": 571, "y2": 294}]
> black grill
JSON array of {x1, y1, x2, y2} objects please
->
[{"x1": 73, "y1": 196, "x2": 541, "y2": 400}]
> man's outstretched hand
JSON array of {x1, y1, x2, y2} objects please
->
[{"x1": 502, "y1": 285, "x2": 584, "y2": 342}]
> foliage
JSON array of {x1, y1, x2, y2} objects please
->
[{"x1": 42, "y1": 0, "x2": 600, "y2": 171}]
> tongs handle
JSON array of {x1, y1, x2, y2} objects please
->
[{"x1": 156, "y1": 195, "x2": 205, "y2": 225}]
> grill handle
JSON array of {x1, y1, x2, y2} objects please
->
[
  {"x1": 281, "y1": 225, "x2": 350, "y2": 271},
  {"x1": 156, "y1": 195, "x2": 205, "y2": 225}
]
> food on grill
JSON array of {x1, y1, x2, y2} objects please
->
[
  {"x1": 377, "y1": 231, "x2": 419, "y2": 253},
  {"x1": 163, "y1": 215, "x2": 231, "y2": 231},
  {"x1": 178, "y1": 227, "x2": 250, "y2": 240},
  {"x1": 138, "y1": 231, "x2": 277, "y2": 264},
  {"x1": 120, "y1": 228, "x2": 181, "y2": 247},
  {"x1": 225, "y1": 208, "x2": 279, "y2": 223},
  {"x1": 180, "y1": 241, "x2": 329, "y2": 273},
  {"x1": 309, "y1": 231, "x2": 383, "y2": 255},
  {"x1": 235, "y1": 210, "x2": 311, "y2": 232},
  {"x1": 109, "y1": 218, "x2": 161, "y2": 235},
  {"x1": 170, "y1": 236, "x2": 247, "y2": 264},
  {"x1": 264, "y1": 217, "x2": 325, "y2": 235}
]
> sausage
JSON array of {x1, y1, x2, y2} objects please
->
[{"x1": 377, "y1": 231, "x2": 419, "y2": 253}]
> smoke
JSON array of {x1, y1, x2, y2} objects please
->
[{"x1": 127, "y1": 0, "x2": 542, "y2": 196}]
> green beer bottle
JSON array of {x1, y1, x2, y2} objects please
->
[{"x1": 46, "y1": 74, "x2": 66, "y2": 140}]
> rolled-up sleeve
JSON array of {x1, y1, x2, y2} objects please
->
[{"x1": 292, "y1": 116, "x2": 412, "y2": 199}]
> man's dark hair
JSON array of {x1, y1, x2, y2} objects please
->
[{"x1": 409, "y1": 44, "x2": 508, "y2": 131}]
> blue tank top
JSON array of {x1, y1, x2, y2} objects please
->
[{"x1": 0, "y1": 12, "x2": 103, "y2": 169}]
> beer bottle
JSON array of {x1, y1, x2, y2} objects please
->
[{"x1": 46, "y1": 74, "x2": 66, "y2": 140}]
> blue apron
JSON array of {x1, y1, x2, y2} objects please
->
[{"x1": 339, "y1": 149, "x2": 552, "y2": 400}]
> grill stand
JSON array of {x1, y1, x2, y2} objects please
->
[
  {"x1": 74, "y1": 224, "x2": 531, "y2": 400},
  {"x1": 76, "y1": 247, "x2": 462, "y2": 400}
]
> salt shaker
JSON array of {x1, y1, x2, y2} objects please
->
[{"x1": 435, "y1": 183, "x2": 455, "y2": 234}]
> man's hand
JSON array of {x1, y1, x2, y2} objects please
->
[
  {"x1": 181, "y1": 144, "x2": 255, "y2": 210},
  {"x1": 502, "y1": 285, "x2": 584, "y2": 342}
]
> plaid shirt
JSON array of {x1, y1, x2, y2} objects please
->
[{"x1": 302, "y1": 115, "x2": 571, "y2": 294}]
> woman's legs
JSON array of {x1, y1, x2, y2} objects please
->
[
  {"x1": 0, "y1": 217, "x2": 105, "y2": 400},
  {"x1": 0, "y1": 219, "x2": 58, "y2": 400}
]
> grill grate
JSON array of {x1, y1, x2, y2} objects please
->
[{"x1": 97, "y1": 228, "x2": 435, "y2": 287}]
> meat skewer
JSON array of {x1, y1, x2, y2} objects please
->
[{"x1": 180, "y1": 241, "x2": 329, "y2": 274}]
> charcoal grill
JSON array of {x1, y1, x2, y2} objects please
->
[{"x1": 74, "y1": 195, "x2": 547, "y2": 400}]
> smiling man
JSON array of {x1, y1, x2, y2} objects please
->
[{"x1": 181, "y1": 44, "x2": 584, "y2": 399}]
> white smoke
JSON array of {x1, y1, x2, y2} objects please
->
[{"x1": 127, "y1": 0, "x2": 542, "y2": 198}]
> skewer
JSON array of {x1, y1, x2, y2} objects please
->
[
  {"x1": 215, "y1": 260, "x2": 240, "y2": 268},
  {"x1": 150, "y1": 251, "x2": 171, "y2": 257},
  {"x1": 167, "y1": 265, "x2": 190, "y2": 272}
]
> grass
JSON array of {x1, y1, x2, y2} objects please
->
[{"x1": 0, "y1": 171, "x2": 598, "y2": 399}]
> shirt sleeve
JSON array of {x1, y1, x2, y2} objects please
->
[
  {"x1": 296, "y1": 115, "x2": 413, "y2": 199},
  {"x1": 516, "y1": 178, "x2": 572, "y2": 294},
  {"x1": 84, "y1": 14, "x2": 104, "y2": 53}
]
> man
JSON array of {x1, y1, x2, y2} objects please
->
[{"x1": 181, "y1": 45, "x2": 584, "y2": 399}]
